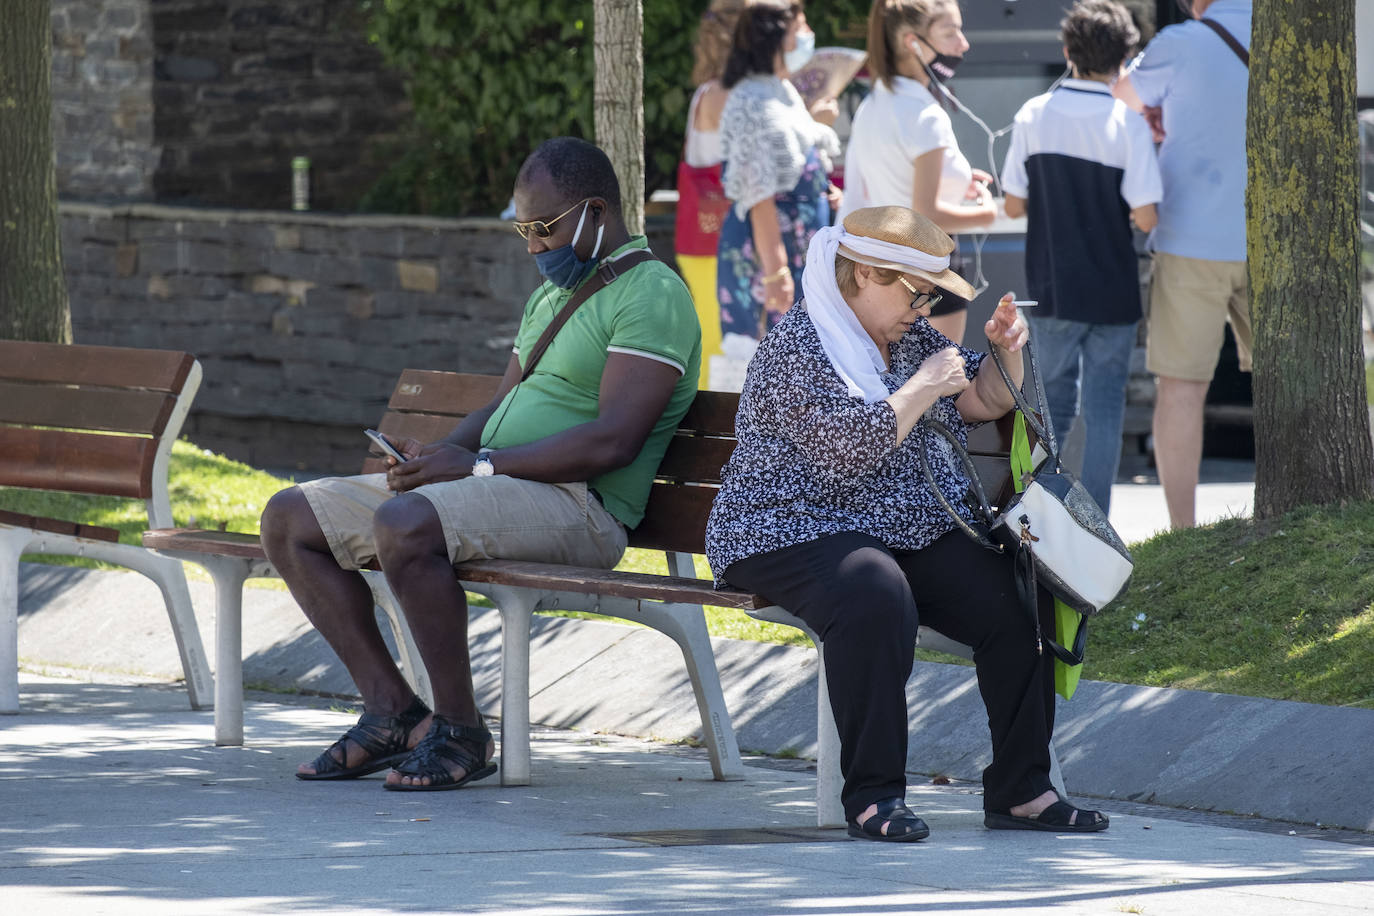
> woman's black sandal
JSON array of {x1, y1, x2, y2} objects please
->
[
  {"x1": 383, "y1": 714, "x2": 498, "y2": 792},
  {"x1": 984, "y1": 795, "x2": 1109, "y2": 833},
  {"x1": 297, "y1": 695, "x2": 431, "y2": 781},
  {"x1": 846, "y1": 796, "x2": 930, "y2": 842}
]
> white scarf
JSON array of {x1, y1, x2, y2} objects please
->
[{"x1": 801, "y1": 225, "x2": 952, "y2": 403}]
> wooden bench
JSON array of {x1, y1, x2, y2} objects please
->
[
  {"x1": 0, "y1": 341, "x2": 212, "y2": 713},
  {"x1": 142, "y1": 370, "x2": 747, "y2": 789},
  {"x1": 144, "y1": 369, "x2": 1063, "y2": 825}
]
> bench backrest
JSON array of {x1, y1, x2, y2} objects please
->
[
  {"x1": 367, "y1": 370, "x2": 1021, "y2": 558},
  {"x1": 0, "y1": 341, "x2": 201, "y2": 528}
]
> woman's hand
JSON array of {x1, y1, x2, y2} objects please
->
[
  {"x1": 825, "y1": 183, "x2": 843, "y2": 217},
  {"x1": 763, "y1": 270, "x2": 795, "y2": 318},
  {"x1": 913, "y1": 346, "x2": 971, "y2": 400},
  {"x1": 984, "y1": 293, "x2": 1029, "y2": 354}
]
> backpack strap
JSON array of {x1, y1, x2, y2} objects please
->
[
  {"x1": 1198, "y1": 18, "x2": 1250, "y2": 67},
  {"x1": 520, "y1": 248, "x2": 658, "y2": 382}
]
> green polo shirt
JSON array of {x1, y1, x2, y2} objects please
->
[{"x1": 481, "y1": 237, "x2": 701, "y2": 529}]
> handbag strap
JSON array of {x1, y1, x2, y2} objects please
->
[
  {"x1": 520, "y1": 248, "x2": 657, "y2": 382},
  {"x1": 986, "y1": 341, "x2": 1061, "y2": 463},
  {"x1": 1198, "y1": 18, "x2": 1250, "y2": 67},
  {"x1": 916, "y1": 418, "x2": 1002, "y2": 552}
]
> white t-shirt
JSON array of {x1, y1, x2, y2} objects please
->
[{"x1": 838, "y1": 76, "x2": 972, "y2": 222}]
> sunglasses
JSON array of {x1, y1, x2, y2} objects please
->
[
  {"x1": 511, "y1": 198, "x2": 590, "y2": 240},
  {"x1": 897, "y1": 276, "x2": 943, "y2": 311}
]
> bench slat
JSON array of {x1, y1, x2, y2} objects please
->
[
  {"x1": 656, "y1": 434, "x2": 733, "y2": 484},
  {"x1": 376, "y1": 414, "x2": 461, "y2": 448},
  {"x1": 679, "y1": 391, "x2": 739, "y2": 437},
  {"x1": 388, "y1": 370, "x2": 501, "y2": 417},
  {"x1": 0, "y1": 384, "x2": 178, "y2": 435},
  {"x1": 0, "y1": 428, "x2": 154, "y2": 498},
  {"x1": 628, "y1": 482, "x2": 715, "y2": 554},
  {"x1": 0, "y1": 341, "x2": 194, "y2": 392},
  {"x1": 138, "y1": 530, "x2": 768, "y2": 610},
  {"x1": 453, "y1": 558, "x2": 768, "y2": 609},
  {"x1": 0, "y1": 508, "x2": 121, "y2": 543}
]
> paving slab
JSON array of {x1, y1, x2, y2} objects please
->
[{"x1": 2, "y1": 675, "x2": 1373, "y2": 916}]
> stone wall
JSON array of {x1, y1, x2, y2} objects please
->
[
  {"x1": 149, "y1": 0, "x2": 411, "y2": 210},
  {"x1": 51, "y1": 0, "x2": 158, "y2": 200},
  {"x1": 51, "y1": 0, "x2": 411, "y2": 211},
  {"x1": 60, "y1": 203, "x2": 675, "y2": 474}
]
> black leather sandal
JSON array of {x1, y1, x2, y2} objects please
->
[
  {"x1": 985, "y1": 795, "x2": 1109, "y2": 832},
  {"x1": 383, "y1": 714, "x2": 498, "y2": 792},
  {"x1": 297, "y1": 695, "x2": 431, "y2": 781},
  {"x1": 846, "y1": 796, "x2": 930, "y2": 842}
]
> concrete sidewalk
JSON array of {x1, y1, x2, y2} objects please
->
[{"x1": 3, "y1": 674, "x2": 1373, "y2": 916}]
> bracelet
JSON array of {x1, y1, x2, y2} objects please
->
[{"x1": 760, "y1": 266, "x2": 790, "y2": 285}]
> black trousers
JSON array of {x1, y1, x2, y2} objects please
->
[{"x1": 725, "y1": 529, "x2": 1056, "y2": 822}]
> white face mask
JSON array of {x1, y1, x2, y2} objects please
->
[{"x1": 784, "y1": 29, "x2": 815, "y2": 73}]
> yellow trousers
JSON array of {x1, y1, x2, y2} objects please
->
[{"x1": 676, "y1": 253, "x2": 723, "y2": 390}]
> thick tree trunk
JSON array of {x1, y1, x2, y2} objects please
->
[
  {"x1": 593, "y1": 0, "x2": 645, "y2": 236},
  {"x1": 0, "y1": 0, "x2": 71, "y2": 343},
  {"x1": 1247, "y1": 0, "x2": 1373, "y2": 518}
]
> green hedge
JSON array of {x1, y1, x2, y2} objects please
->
[{"x1": 357, "y1": 0, "x2": 868, "y2": 216}]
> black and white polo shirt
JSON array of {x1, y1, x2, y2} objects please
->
[{"x1": 1000, "y1": 78, "x2": 1162, "y2": 325}]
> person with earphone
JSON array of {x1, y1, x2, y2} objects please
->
[
  {"x1": 838, "y1": 0, "x2": 997, "y2": 347},
  {"x1": 261, "y1": 138, "x2": 701, "y2": 793}
]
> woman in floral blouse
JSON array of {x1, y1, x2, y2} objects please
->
[
  {"x1": 716, "y1": 0, "x2": 839, "y2": 378},
  {"x1": 706, "y1": 206, "x2": 1109, "y2": 841}
]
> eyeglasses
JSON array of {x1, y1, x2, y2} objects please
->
[
  {"x1": 511, "y1": 199, "x2": 590, "y2": 240},
  {"x1": 897, "y1": 276, "x2": 943, "y2": 311}
]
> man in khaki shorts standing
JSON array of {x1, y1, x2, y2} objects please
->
[
  {"x1": 260, "y1": 137, "x2": 701, "y2": 790},
  {"x1": 1115, "y1": 0, "x2": 1252, "y2": 528}
]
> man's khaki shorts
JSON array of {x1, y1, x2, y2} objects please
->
[
  {"x1": 1146, "y1": 251, "x2": 1252, "y2": 382},
  {"x1": 298, "y1": 473, "x2": 628, "y2": 572}
]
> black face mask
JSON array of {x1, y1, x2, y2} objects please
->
[{"x1": 916, "y1": 33, "x2": 963, "y2": 81}]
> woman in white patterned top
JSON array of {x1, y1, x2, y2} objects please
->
[
  {"x1": 706, "y1": 207, "x2": 1109, "y2": 841},
  {"x1": 716, "y1": 0, "x2": 839, "y2": 369}
]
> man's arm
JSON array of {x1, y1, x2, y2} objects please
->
[{"x1": 387, "y1": 352, "x2": 680, "y2": 491}]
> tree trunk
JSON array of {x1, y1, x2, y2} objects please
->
[
  {"x1": 1248, "y1": 0, "x2": 1373, "y2": 518},
  {"x1": 0, "y1": 0, "x2": 71, "y2": 343},
  {"x1": 594, "y1": 0, "x2": 645, "y2": 236}
]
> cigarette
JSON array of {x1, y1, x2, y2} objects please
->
[{"x1": 1012, "y1": 300, "x2": 1038, "y2": 307}]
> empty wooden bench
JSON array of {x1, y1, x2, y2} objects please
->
[{"x1": 0, "y1": 341, "x2": 212, "y2": 713}]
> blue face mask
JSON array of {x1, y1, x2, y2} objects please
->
[
  {"x1": 534, "y1": 202, "x2": 605, "y2": 290},
  {"x1": 784, "y1": 29, "x2": 815, "y2": 74}
]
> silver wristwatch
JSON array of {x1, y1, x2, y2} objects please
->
[{"x1": 471, "y1": 448, "x2": 495, "y2": 478}]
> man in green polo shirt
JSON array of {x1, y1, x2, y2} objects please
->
[{"x1": 260, "y1": 137, "x2": 701, "y2": 791}]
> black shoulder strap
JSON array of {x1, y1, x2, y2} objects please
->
[
  {"x1": 520, "y1": 248, "x2": 658, "y2": 382},
  {"x1": 1198, "y1": 18, "x2": 1250, "y2": 68}
]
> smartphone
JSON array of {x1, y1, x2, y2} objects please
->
[{"x1": 364, "y1": 428, "x2": 405, "y2": 462}]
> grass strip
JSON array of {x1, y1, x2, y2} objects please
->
[{"x1": 4, "y1": 439, "x2": 1371, "y2": 705}]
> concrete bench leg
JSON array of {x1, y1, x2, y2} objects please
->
[
  {"x1": 193, "y1": 555, "x2": 259, "y2": 746},
  {"x1": 0, "y1": 529, "x2": 28, "y2": 713},
  {"x1": 633, "y1": 598, "x2": 745, "y2": 781},
  {"x1": 3, "y1": 530, "x2": 217, "y2": 716},
  {"x1": 485, "y1": 585, "x2": 539, "y2": 786},
  {"x1": 362, "y1": 571, "x2": 434, "y2": 710}
]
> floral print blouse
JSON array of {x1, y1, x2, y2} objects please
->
[
  {"x1": 705, "y1": 302, "x2": 986, "y2": 587},
  {"x1": 719, "y1": 75, "x2": 840, "y2": 220}
]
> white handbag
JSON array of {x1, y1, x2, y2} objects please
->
[{"x1": 917, "y1": 342, "x2": 1133, "y2": 663}]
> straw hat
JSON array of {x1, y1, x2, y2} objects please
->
[{"x1": 839, "y1": 206, "x2": 977, "y2": 301}]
